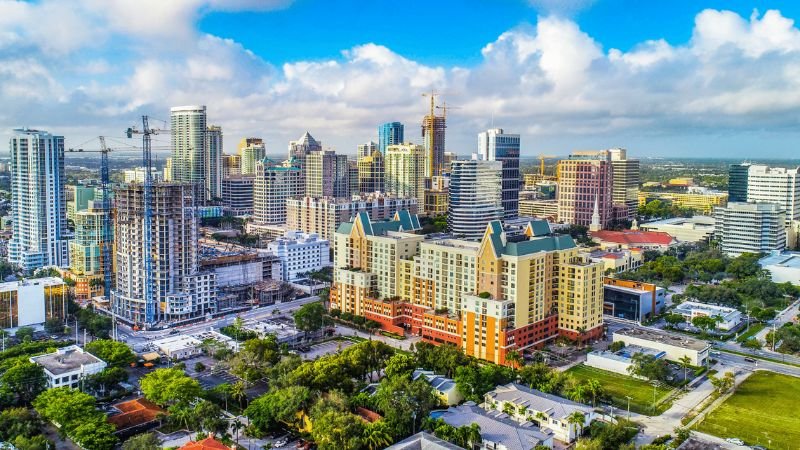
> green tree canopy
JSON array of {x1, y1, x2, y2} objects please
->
[
  {"x1": 1, "y1": 361, "x2": 47, "y2": 405},
  {"x1": 139, "y1": 368, "x2": 202, "y2": 406},
  {"x1": 121, "y1": 433, "x2": 160, "y2": 450},
  {"x1": 85, "y1": 339, "x2": 136, "y2": 367}
]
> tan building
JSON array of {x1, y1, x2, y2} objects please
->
[
  {"x1": 222, "y1": 154, "x2": 241, "y2": 177},
  {"x1": 519, "y1": 199, "x2": 559, "y2": 220},
  {"x1": 385, "y1": 143, "x2": 426, "y2": 207},
  {"x1": 330, "y1": 214, "x2": 604, "y2": 365},
  {"x1": 638, "y1": 191, "x2": 728, "y2": 214},
  {"x1": 357, "y1": 151, "x2": 384, "y2": 194}
]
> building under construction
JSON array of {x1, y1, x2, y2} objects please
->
[
  {"x1": 112, "y1": 183, "x2": 216, "y2": 327},
  {"x1": 421, "y1": 113, "x2": 446, "y2": 178}
]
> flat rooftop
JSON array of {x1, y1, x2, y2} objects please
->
[
  {"x1": 673, "y1": 301, "x2": 739, "y2": 317},
  {"x1": 31, "y1": 345, "x2": 104, "y2": 375},
  {"x1": 153, "y1": 335, "x2": 203, "y2": 352},
  {"x1": 760, "y1": 251, "x2": 800, "y2": 269},
  {"x1": 614, "y1": 327, "x2": 709, "y2": 351}
]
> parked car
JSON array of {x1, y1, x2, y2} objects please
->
[
  {"x1": 725, "y1": 437, "x2": 745, "y2": 445},
  {"x1": 743, "y1": 357, "x2": 756, "y2": 363}
]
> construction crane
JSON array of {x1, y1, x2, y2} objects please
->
[
  {"x1": 126, "y1": 116, "x2": 168, "y2": 327},
  {"x1": 538, "y1": 154, "x2": 557, "y2": 177},
  {"x1": 435, "y1": 101, "x2": 461, "y2": 119}
]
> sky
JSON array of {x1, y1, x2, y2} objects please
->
[{"x1": 3, "y1": 0, "x2": 800, "y2": 158}]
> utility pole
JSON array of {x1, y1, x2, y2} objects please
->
[{"x1": 626, "y1": 395, "x2": 632, "y2": 420}]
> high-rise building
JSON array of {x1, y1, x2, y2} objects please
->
[
  {"x1": 205, "y1": 125, "x2": 223, "y2": 200},
  {"x1": 608, "y1": 148, "x2": 639, "y2": 220},
  {"x1": 67, "y1": 184, "x2": 98, "y2": 222},
  {"x1": 330, "y1": 214, "x2": 603, "y2": 365},
  {"x1": 288, "y1": 131, "x2": 322, "y2": 163},
  {"x1": 714, "y1": 202, "x2": 786, "y2": 256},
  {"x1": 240, "y1": 138, "x2": 265, "y2": 175},
  {"x1": 357, "y1": 150, "x2": 384, "y2": 194},
  {"x1": 221, "y1": 176, "x2": 255, "y2": 216},
  {"x1": 348, "y1": 160, "x2": 359, "y2": 197},
  {"x1": 557, "y1": 151, "x2": 614, "y2": 228},
  {"x1": 424, "y1": 176, "x2": 449, "y2": 216},
  {"x1": 305, "y1": 149, "x2": 349, "y2": 198},
  {"x1": 170, "y1": 105, "x2": 208, "y2": 198},
  {"x1": 163, "y1": 157, "x2": 173, "y2": 181},
  {"x1": 728, "y1": 163, "x2": 751, "y2": 203},
  {"x1": 442, "y1": 152, "x2": 457, "y2": 174},
  {"x1": 378, "y1": 122, "x2": 404, "y2": 154},
  {"x1": 478, "y1": 128, "x2": 520, "y2": 219},
  {"x1": 8, "y1": 128, "x2": 70, "y2": 271},
  {"x1": 448, "y1": 159, "x2": 503, "y2": 240},
  {"x1": 385, "y1": 143, "x2": 426, "y2": 207},
  {"x1": 68, "y1": 202, "x2": 112, "y2": 301},
  {"x1": 223, "y1": 154, "x2": 241, "y2": 177},
  {"x1": 744, "y1": 165, "x2": 800, "y2": 223},
  {"x1": 123, "y1": 167, "x2": 162, "y2": 184},
  {"x1": 253, "y1": 158, "x2": 303, "y2": 224},
  {"x1": 358, "y1": 141, "x2": 379, "y2": 159},
  {"x1": 112, "y1": 183, "x2": 216, "y2": 326},
  {"x1": 422, "y1": 114, "x2": 446, "y2": 178}
]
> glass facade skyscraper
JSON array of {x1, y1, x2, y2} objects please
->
[
  {"x1": 728, "y1": 163, "x2": 750, "y2": 203},
  {"x1": 378, "y1": 122, "x2": 404, "y2": 154},
  {"x1": 478, "y1": 128, "x2": 520, "y2": 219}
]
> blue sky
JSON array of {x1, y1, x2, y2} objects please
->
[{"x1": 3, "y1": 0, "x2": 800, "y2": 158}]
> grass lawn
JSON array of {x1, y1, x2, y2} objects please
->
[
  {"x1": 565, "y1": 364, "x2": 673, "y2": 415},
  {"x1": 735, "y1": 323, "x2": 765, "y2": 343},
  {"x1": 696, "y1": 371, "x2": 800, "y2": 449}
]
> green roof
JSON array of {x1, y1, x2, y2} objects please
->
[
  {"x1": 504, "y1": 235, "x2": 576, "y2": 256},
  {"x1": 528, "y1": 220, "x2": 551, "y2": 237}
]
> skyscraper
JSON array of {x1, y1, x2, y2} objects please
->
[
  {"x1": 557, "y1": 151, "x2": 614, "y2": 228},
  {"x1": 478, "y1": 128, "x2": 520, "y2": 219},
  {"x1": 448, "y1": 159, "x2": 503, "y2": 240},
  {"x1": 68, "y1": 202, "x2": 113, "y2": 301},
  {"x1": 743, "y1": 164, "x2": 800, "y2": 223},
  {"x1": 357, "y1": 150, "x2": 384, "y2": 194},
  {"x1": 223, "y1": 154, "x2": 241, "y2": 177},
  {"x1": 253, "y1": 158, "x2": 303, "y2": 224},
  {"x1": 358, "y1": 141, "x2": 378, "y2": 159},
  {"x1": 608, "y1": 148, "x2": 639, "y2": 220},
  {"x1": 205, "y1": 125, "x2": 223, "y2": 200},
  {"x1": 8, "y1": 128, "x2": 69, "y2": 271},
  {"x1": 715, "y1": 202, "x2": 786, "y2": 256},
  {"x1": 305, "y1": 150, "x2": 349, "y2": 198},
  {"x1": 240, "y1": 139, "x2": 266, "y2": 175},
  {"x1": 378, "y1": 122, "x2": 404, "y2": 154},
  {"x1": 385, "y1": 143, "x2": 426, "y2": 206},
  {"x1": 288, "y1": 131, "x2": 322, "y2": 162},
  {"x1": 728, "y1": 163, "x2": 751, "y2": 203},
  {"x1": 422, "y1": 114, "x2": 446, "y2": 178}
]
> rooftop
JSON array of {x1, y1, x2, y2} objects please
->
[
  {"x1": 614, "y1": 327, "x2": 710, "y2": 351},
  {"x1": 153, "y1": 335, "x2": 203, "y2": 352},
  {"x1": 486, "y1": 383, "x2": 592, "y2": 420},
  {"x1": 440, "y1": 403, "x2": 552, "y2": 450},
  {"x1": 386, "y1": 432, "x2": 463, "y2": 450},
  {"x1": 107, "y1": 397, "x2": 164, "y2": 431},
  {"x1": 760, "y1": 251, "x2": 800, "y2": 269},
  {"x1": 640, "y1": 216, "x2": 716, "y2": 228},
  {"x1": 590, "y1": 345, "x2": 666, "y2": 363},
  {"x1": 179, "y1": 435, "x2": 229, "y2": 450},
  {"x1": 673, "y1": 301, "x2": 741, "y2": 319},
  {"x1": 413, "y1": 369, "x2": 458, "y2": 394},
  {"x1": 591, "y1": 230, "x2": 675, "y2": 246},
  {"x1": 0, "y1": 276, "x2": 64, "y2": 293},
  {"x1": 30, "y1": 345, "x2": 105, "y2": 375}
]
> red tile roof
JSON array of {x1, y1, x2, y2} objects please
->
[
  {"x1": 107, "y1": 398, "x2": 164, "y2": 431},
  {"x1": 591, "y1": 230, "x2": 674, "y2": 246},
  {"x1": 180, "y1": 436, "x2": 229, "y2": 450}
]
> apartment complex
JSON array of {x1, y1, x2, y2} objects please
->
[
  {"x1": 557, "y1": 151, "x2": 614, "y2": 228},
  {"x1": 8, "y1": 128, "x2": 70, "y2": 271},
  {"x1": 714, "y1": 202, "x2": 787, "y2": 256},
  {"x1": 221, "y1": 175, "x2": 254, "y2": 215},
  {"x1": 267, "y1": 231, "x2": 331, "y2": 281},
  {"x1": 239, "y1": 138, "x2": 266, "y2": 175},
  {"x1": 253, "y1": 158, "x2": 303, "y2": 224},
  {"x1": 170, "y1": 106, "x2": 222, "y2": 202},
  {"x1": 378, "y1": 122, "x2": 404, "y2": 154},
  {"x1": 305, "y1": 149, "x2": 349, "y2": 198},
  {"x1": 478, "y1": 128, "x2": 521, "y2": 219},
  {"x1": 519, "y1": 199, "x2": 559, "y2": 220},
  {"x1": 112, "y1": 183, "x2": 216, "y2": 327},
  {"x1": 123, "y1": 167, "x2": 162, "y2": 184},
  {"x1": 286, "y1": 193, "x2": 418, "y2": 241},
  {"x1": 357, "y1": 150, "x2": 384, "y2": 194},
  {"x1": 385, "y1": 143, "x2": 426, "y2": 207},
  {"x1": 447, "y1": 159, "x2": 503, "y2": 240},
  {"x1": 422, "y1": 113, "x2": 446, "y2": 178},
  {"x1": 357, "y1": 141, "x2": 378, "y2": 159},
  {"x1": 205, "y1": 125, "x2": 223, "y2": 200},
  {"x1": 330, "y1": 213, "x2": 604, "y2": 365}
]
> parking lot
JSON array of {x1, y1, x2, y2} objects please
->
[{"x1": 301, "y1": 339, "x2": 353, "y2": 359}]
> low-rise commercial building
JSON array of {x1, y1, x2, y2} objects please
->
[
  {"x1": 440, "y1": 403, "x2": 554, "y2": 449},
  {"x1": 519, "y1": 199, "x2": 559, "y2": 220},
  {"x1": 672, "y1": 301, "x2": 742, "y2": 331},
  {"x1": 613, "y1": 327, "x2": 710, "y2": 366},
  {"x1": 603, "y1": 278, "x2": 665, "y2": 322},
  {"x1": 638, "y1": 190, "x2": 728, "y2": 214},
  {"x1": 266, "y1": 231, "x2": 331, "y2": 282},
  {"x1": 759, "y1": 251, "x2": 800, "y2": 285},
  {"x1": 30, "y1": 344, "x2": 107, "y2": 389},
  {"x1": 639, "y1": 216, "x2": 716, "y2": 243},
  {"x1": 153, "y1": 335, "x2": 204, "y2": 360},
  {"x1": 484, "y1": 383, "x2": 595, "y2": 443},
  {"x1": 586, "y1": 345, "x2": 666, "y2": 378}
]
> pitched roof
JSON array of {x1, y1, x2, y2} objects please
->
[
  {"x1": 486, "y1": 383, "x2": 592, "y2": 420},
  {"x1": 591, "y1": 230, "x2": 675, "y2": 246},
  {"x1": 526, "y1": 220, "x2": 551, "y2": 237},
  {"x1": 107, "y1": 397, "x2": 164, "y2": 431},
  {"x1": 336, "y1": 210, "x2": 421, "y2": 237},
  {"x1": 440, "y1": 403, "x2": 552, "y2": 450},
  {"x1": 386, "y1": 432, "x2": 464, "y2": 450},
  {"x1": 180, "y1": 436, "x2": 228, "y2": 450}
]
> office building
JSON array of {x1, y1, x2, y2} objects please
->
[
  {"x1": 714, "y1": 202, "x2": 786, "y2": 256},
  {"x1": 424, "y1": 176, "x2": 449, "y2": 216},
  {"x1": 112, "y1": 183, "x2": 216, "y2": 327},
  {"x1": 672, "y1": 301, "x2": 742, "y2": 331},
  {"x1": 422, "y1": 112, "x2": 446, "y2": 178},
  {"x1": 613, "y1": 327, "x2": 710, "y2": 366},
  {"x1": 378, "y1": 122, "x2": 404, "y2": 154},
  {"x1": 8, "y1": 128, "x2": 70, "y2": 271},
  {"x1": 267, "y1": 231, "x2": 331, "y2": 281},
  {"x1": 253, "y1": 158, "x2": 303, "y2": 224},
  {"x1": 519, "y1": 199, "x2": 559, "y2": 220},
  {"x1": 330, "y1": 215, "x2": 604, "y2": 365},
  {"x1": 358, "y1": 141, "x2": 378, "y2": 159},
  {"x1": 357, "y1": 150, "x2": 384, "y2": 194},
  {"x1": 478, "y1": 128, "x2": 520, "y2": 218},
  {"x1": 638, "y1": 190, "x2": 729, "y2": 215},
  {"x1": 305, "y1": 149, "x2": 349, "y2": 198},
  {"x1": 221, "y1": 175, "x2": 254, "y2": 215},
  {"x1": 728, "y1": 163, "x2": 750, "y2": 202},
  {"x1": 286, "y1": 193, "x2": 419, "y2": 241},
  {"x1": 608, "y1": 148, "x2": 639, "y2": 219},
  {"x1": 205, "y1": 125, "x2": 223, "y2": 200},
  {"x1": 385, "y1": 143, "x2": 426, "y2": 207},
  {"x1": 587, "y1": 345, "x2": 665, "y2": 378},
  {"x1": 557, "y1": 151, "x2": 614, "y2": 228},
  {"x1": 447, "y1": 159, "x2": 503, "y2": 240},
  {"x1": 0, "y1": 277, "x2": 66, "y2": 330},
  {"x1": 30, "y1": 345, "x2": 106, "y2": 389},
  {"x1": 638, "y1": 216, "x2": 716, "y2": 243},
  {"x1": 170, "y1": 105, "x2": 210, "y2": 200},
  {"x1": 603, "y1": 278, "x2": 665, "y2": 322},
  {"x1": 745, "y1": 164, "x2": 800, "y2": 223},
  {"x1": 123, "y1": 167, "x2": 162, "y2": 184},
  {"x1": 68, "y1": 203, "x2": 113, "y2": 301},
  {"x1": 223, "y1": 154, "x2": 241, "y2": 177},
  {"x1": 287, "y1": 131, "x2": 322, "y2": 176},
  {"x1": 239, "y1": 138, "x2": 265, "y2": 175}
]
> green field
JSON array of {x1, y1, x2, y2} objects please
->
[
  {"x1": 735, "y1": 323, "x2": 765, "y2": 343},
  {"x1": 696, "y1": 372, "x2": 800, "y2": 449},
  {"x1": 565, "y1": 364, "x2": 673, "y2": 415}
]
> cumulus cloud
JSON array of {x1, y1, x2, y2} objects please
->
[{"x1": 2, "y1": 3, "x2": 800, "y2": 156}]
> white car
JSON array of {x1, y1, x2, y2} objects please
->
[
  {"x1": 725, "y1": 437, "x2": 744, "y2": 446},
  {"x1": 273, "y1": 439, "x2": 288, "y2": 448}
]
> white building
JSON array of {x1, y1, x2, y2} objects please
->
[
  {"x1": 123, "y1": 167, "x2": 163, "y2": 184},
  {"x1": 714, "y1": 202, "x2": 786, "y2": 256},
  {"x1": 484, "y1": 383, "x2": 596, "y2": 444},
  {"x1": 745, "y1": 165, "x2": 800, "y2": 223},
  {"x1": 586, "y1": 345, "x2": 666, "y2": 378},
  {"x1": 448, "y1": 158, "x2": 503, "y2": 240},
  {"x1": 613, "y1": 327, "x2": 710, "y2": 366},
  {"x1": 672, "y1": 301, "x2": 743, "y2": 331},
  {"x1": 0, "y1": 277, "x2": 66, "y2": 331},
  {"x1": 9, "y1": 128, "x2": 70, "y2": 271},
  {"x1": 639, "y1": 216, "x2": 716, "y2": 243},
  {"x1": 253, "y1": 158, "x2": 303, "y2": 224},
  {"x1": 267, "y1": 231, "x2": 331, "y2": 282},
  {"x1": 441, "y1": 403, "x2": 554, "y2": 449},
  {"x1": 30, "y1": 345, "x2": 107, "y2": 389},
  {"x1": 412, "y1": 369, "x2": 463, "y2": 406},
  {"x1": 760, "y1": 251, "x2": 800, "y2": 286},
  {"x1": 153, "y1": 335, "x2": 204, "y2": 360}
]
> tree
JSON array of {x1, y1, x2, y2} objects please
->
[
  {"x1": 231, "y1": 380, "x2": 248, "y2": 408},
  {"x1": 518, "y1": 362, "x2": 555, "y2": 390},
  {"x1": 567, "y1": 411, "x2": 587, "y2": 438},
  {"x1": 33, "y1": 388, "x2": 97, "y2": 433},
  {"x1": 362, "y1": 421, "x2": 393, "y2": 450},
  {"x1": 0, "y1": 407, "x2": 43, "y2": 442},
  {"x1": 627, "y1": 352, "x2": 669, "y2": 382},
  {"x1": 374, "y1": 375, "x2": 439, "y2": 438},
  {"x1": 44, "y1": 318, "x2": 64, "y2": 334},
  {"x1": 121, "y1": 433, "x2": 160, "y2": 450},
  {"x1": 678, "y1": 355, "x2": 692, "y2": 386},
  {"x1": 1, "y1": 361, "x2": 47, "y2": 405},
  {"x1": 229, "y1": 336, "x2": 281, "y2": 382},
  {"x1": 139, "y1": 368, "x2": 202, "y2": 406},
  {"x1": 692, "y1": 315, "x2": 722, "y2": 334},
  {"x1": 311, "y1": 410, "x2": 365, "y2": 450},
  {"x1": 384, "y1": 353, "x2": 416, "y2": 379},
  {"x1": 245, "y1": 385, "x2": 313, "y2": 433},
  {"x1": 664, "y1": 314, "x2": 685, "y2": 328},
  {"x1": 14, "y1": 326, "x2": 34, "y2": 342},
  {"x1": 194, "y1": 361, "x2": 206, "y2": 372},
  {"x1": 84, "y1": 367, "x2": 128, "y2": 395},
  {"x1": 294, "y1": 301, "x2": 327, "y2": 338},
  {"x1": 505, "y1": 350, "x2": 523, "y2": 368},
  {"x1": 608, "y1": 341, "x2": 625, "y2": 352},
  {"x1": 70, "y1": 416, "x2": 118, "y2": 450},
  {"x1": 741, "y1": 338, "x2": 762, "y2": 350},
  {"x1": 85, "y1": 339, "x2": 136, "y2": 367},
  {"x1": 585, "y1": 379, "x2": 603, "y2": 408},
  {"x1": 709, "y1": 372, "x2": 735, "y2": 394}
]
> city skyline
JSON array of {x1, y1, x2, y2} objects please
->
[{"x1": 4, "y1": 1, "x2": 800, "y2": 157}]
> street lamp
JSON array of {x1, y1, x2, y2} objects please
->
[{"x1": 625, "y1": 395, "x2": 632, "y2": 420}]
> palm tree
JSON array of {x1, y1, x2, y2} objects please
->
[
  {"x1": 503, "y1": 401, "x2": 516, "y2": 416},
  {"x1": 535, "y1": 411, "x2": 549, "y2": 426},
  {"x1": 231, "y1": 418, "x2": 243, "y2": 445},
  {"x1": 506, "y1": 350, "x2": 523, "y2": 369},
  {"x1": 585, "y1": 379, "x2": 602, "y2": 407},
  {"x1": 567, "y1": 384, "x2": 587, "y2": 404},
  {"x1": 231, "y1": 381, "x2": 247, "y2": 408},
  {"x1": 363, "y1": 421, "x2": 393, "y2": 450},
  {"x1": 460, "y1": 423, "x2": 481, "y2": 449},
  {"x1": 566, "y1": 411, "x2": 586, "y2": 439},
  {"x1": 678, "y1": 355, "x2": 692, "y2": 388}
]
